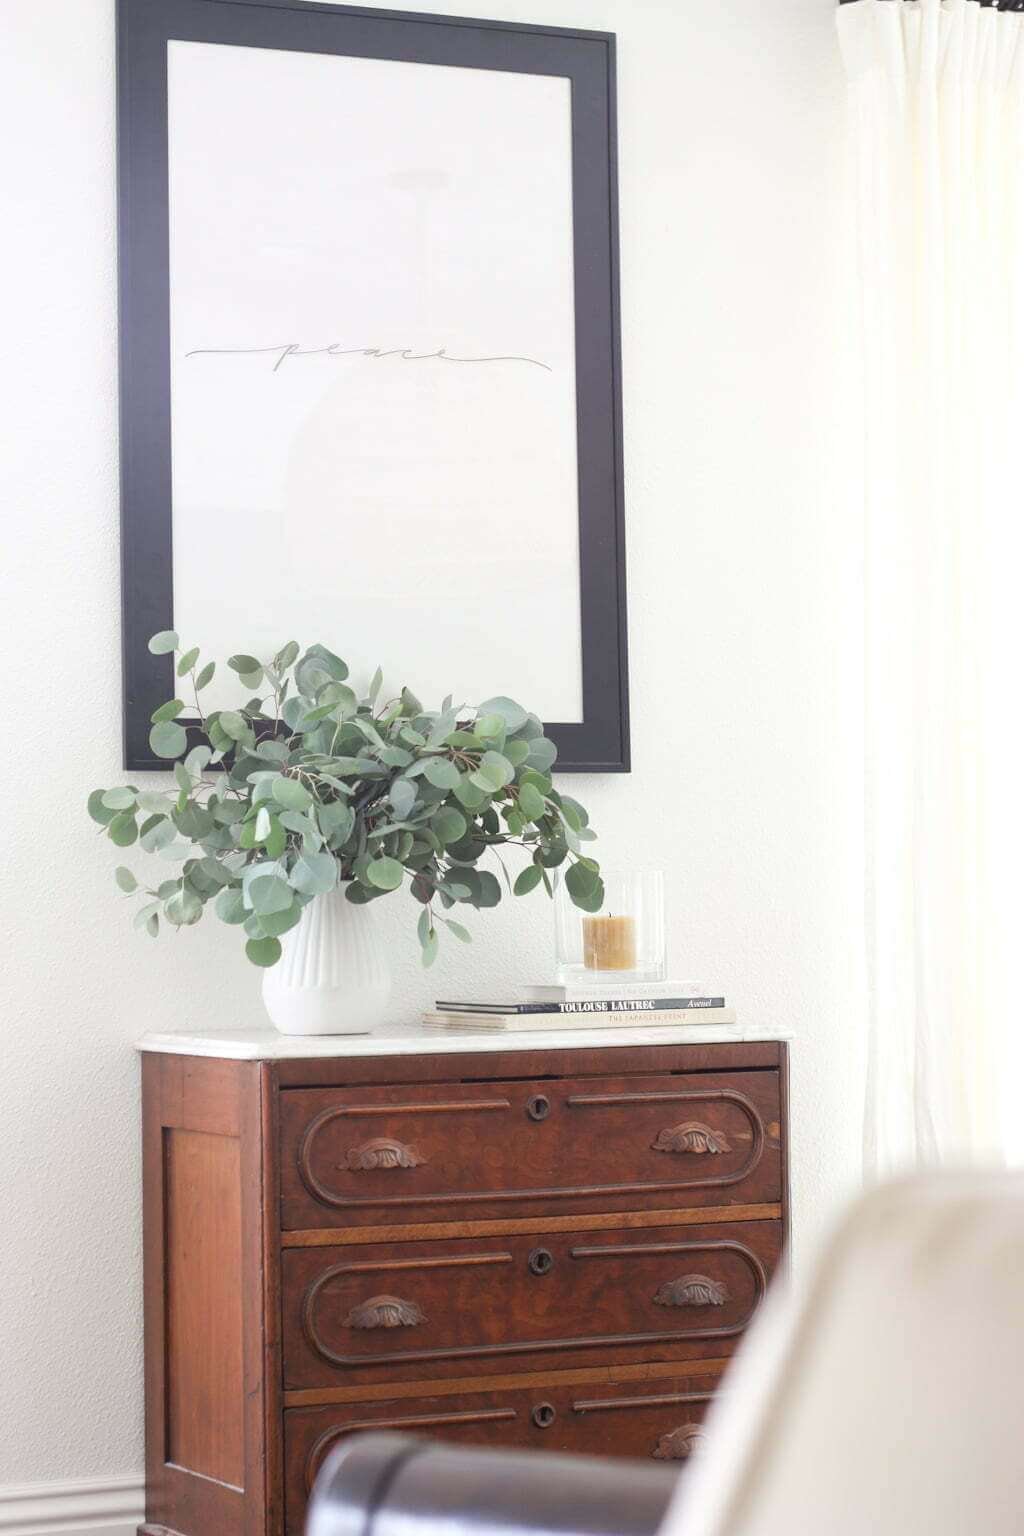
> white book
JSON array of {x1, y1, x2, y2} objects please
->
[{"x1": 524, "y1": 980, "x2": 711, "y2": 1002}]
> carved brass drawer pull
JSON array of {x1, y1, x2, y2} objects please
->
[
  {"x1": 654, "y1": 1274, "x2": 729, "y2": 1308},
  {"x1": 531, "y1": 1402, "x2": 557, "y2": 1429},
  {"x1": 526, "y1": 1094, "x2": 551, "y2": 1122},
  {"x1": 651, "y1": 1122, "x2": 731, "y2": 1155},
  {"x1": 528, "y1": 1247, "x2": 554, "y2": 1276},
  {"x1": 342, "y1": 1137, "x2": 425, "y2": 1172},
  {"x1": 653, "y1": 1423, "x2": 707, "y2": 1461},
  {"x1": 345, "y1": 1294, "x2": 426, "y2": 1330}
]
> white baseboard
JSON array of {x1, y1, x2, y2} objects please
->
[{"x1": 0, "y1": 1474, "x2": 144, "y2": 1536}]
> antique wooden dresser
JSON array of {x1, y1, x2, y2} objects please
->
[{"x1": 137, "y1": 1024, "x2": 789, "y2": 1536}]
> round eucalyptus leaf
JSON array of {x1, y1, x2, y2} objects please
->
[
  {"x1": 218, "y1": 711, "x2": 250, "y2": 742},
  {"x1": 477, "y1": 696, "x2": 528, "y2": 731},
  {"x1": 228, "y1": 654, "x2": 261, "y2": 674},
  {"x1": 102, "y1": 787, "x2": 137, "y2": 811},
  {"x1": 472, "y1": 870, "x2": 502, "y2": 909},
  {"x1": 525, "y1": 736, "x2": 558, "y2": 774},
  {"x1": 565, "y1": 860, "x2": 600, "y2": 900},
  {"x1": 139, "y1": 816, "x2": 175, "y2": 853},
  {"x1": 198, "y1": 857, "x2": 235, "y2": 888},
  {"x1": 247, "y1": 873, "x2": 294, "y2": 916},
  {"x1": 390, "y1": 779, "x2": 418, "y2": 821},
  {"x1": 323, "y1": 682, "x2": 358, "y2": 717},
  {"x1": 417, "y1": 911, "x2": 439, "y2": 968},
  {"x1": 88, "y1": 789, "x2": 117, "y2": 826},
  {"x1": 514, "y1": 864, "x2": 543, "y2": 897},
  {"x1": 264, "y1": 815, "x2": 287, "y2": 861},
  {"x1": 305, "y1": 643, "x2": 348, "y2": 680},
  {"x1": 174, "y1": 803, "x2": 215, "y2": 840},
  {"x1": 559, "y1": 795, "x2": 589, "y2": 830},
  {"x1": 184, "y1": 745, "x2": 212, "y2": 777},
  {"x1": 254, "y1": 740, "x2": 290, "y2": 764},
  {"x1": 274, "y1": 640, "x2": 300, "y2": 671},
  {"x1": 137, "y1": 791, "x2": 173, "y2": 815},
  {"x1": 115, "y1": 866, "x2": 138, "y2": 893},
  {"x1": 177, "y1": 647, "x2": 200, "y2": 676},
  {"x1": 423, "y1": 758, "x2": 460, "y2": 790},
  {"x1": 195, "y1": 661, "x2": 216, "y2": 689},
  {"x1": 165, "y1": 886, "x2": 202, "y2": 926},
  {"x1": 133, "y1": 901, "x2": 160, "y2": 931},
  {"x1": 431, "y1": 806, "x2": 467, "y2": 847},
  {"x1": 151, "y1": 699, "x2": 185, "y2": 724},
  {"x1": 477, "y1": 751, "x2": 514, "y2": 789},
  {"x1": 108, "y1": 812, "x2": 138, "y2": 847},
  {"x1": 147, "y1": 630, "x2": 178, "y2": 655},
  {"x1": 517, "y1": 782, "x2": 546, "y2": 822},
  {"x1": 289, "y1": 851, "x2": 338, "y2": 896},
  {"x1": 150, "y1": 720, "x2": 188, "y2": 759},
  {"x1": 366, "y1": 855, "x2": 404, "y2": 891},
  {"x1": 215, "y1": 886, "x2": 247, "y2": 925},
  {"x1": 281, "y1": 695, "x2": 310, "y2": 731},
  {"x1": 453, "y1": 778, "x2": 490, "y2": 812},
  {"x1": 258, "y1": 903, "x2": 303, "y2": 938},
  {"x1": 571, "y1": 877, "x2": 606, "y2": 913},
  {"x1": 272, "y1": 776, "x2": 312, "y2": 811},
  {"x1": 245, "y1": 935, "x2": 282, "y2": 967}
]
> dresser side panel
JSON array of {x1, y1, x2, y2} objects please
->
[
  {"x1": 141, "y1": 1054, "x2": 267, "y2": 1536},
  {"x1": 164, "y1": 1128, "x2": 245, "y2": 1484}
]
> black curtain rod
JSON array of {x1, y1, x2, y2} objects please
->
[{"x1": 838, "y1": 0, "x2": 1024, "y2": 9}]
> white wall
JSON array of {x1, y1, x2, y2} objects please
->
[{"x1": 0, "y1": 0, "x2": 864, "y2": 1515}]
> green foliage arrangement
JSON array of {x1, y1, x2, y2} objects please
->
[{"x1": 89, "y1": 635, "x2": 602, "y2": 968}]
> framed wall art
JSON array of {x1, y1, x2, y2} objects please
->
[{"x1": 117, "y1": 0, "x2": 629, "y2": 771}]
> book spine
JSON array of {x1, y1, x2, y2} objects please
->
[{"x1": 435, "y1": 997, "x2": 726, "y2": 1016}]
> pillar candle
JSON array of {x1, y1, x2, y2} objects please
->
[{"x1": 582, "y1": 914, "x2": 637, "y2": 971}]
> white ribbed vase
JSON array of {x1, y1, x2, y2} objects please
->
[{"x1": 261, "y1": 885, "x2": 391, "y2": 1035}]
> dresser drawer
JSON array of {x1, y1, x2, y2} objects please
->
[
  {"x1": 279, "y1": 1070, "x2": 782, "y2": 1230},
  {"x1": 282, "y1": 1219, "x2": 780, "y2": 1388},
  {"x1": 285, "y1": 1365, "x2": 726, "y2": 1533}
]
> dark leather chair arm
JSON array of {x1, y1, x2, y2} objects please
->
[{"x1": 306, "y1": 1433, "x2": 678, "y2": 1536}]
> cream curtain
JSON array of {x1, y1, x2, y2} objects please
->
[{"x1": 838, "y1": 0, "x2": 1024, "y2": 1171}]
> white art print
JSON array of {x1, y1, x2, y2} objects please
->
[{"x1": 166, "y1": 39, "x2": 583, "y2": 721}]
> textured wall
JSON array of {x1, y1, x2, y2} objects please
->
[{"x1": 0, "y1": 0, "x2": 864, "y2": 1494}]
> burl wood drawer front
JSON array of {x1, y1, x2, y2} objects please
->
[
  {"x1": 279, "y1": 1071, "x2": 782, "y2": 1230},
  {"x1": 282, "y1": 1219, "x2": 781, "y2": 1388},
  {"x1": 285, "y1": 1366, "x2": 726, "y2": 1533}
]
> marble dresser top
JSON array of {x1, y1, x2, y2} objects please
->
[{"x1": 136, "y1": 1019, "x2": 792, "y2": 1061}]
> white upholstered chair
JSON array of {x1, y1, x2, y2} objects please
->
[{"x1": 662, "y1": 1172, "x2": 1024, "y2": 1536}]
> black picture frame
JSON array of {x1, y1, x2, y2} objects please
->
[{"x1": 117, "y1": 0, "x2": 629, "y2": 772}]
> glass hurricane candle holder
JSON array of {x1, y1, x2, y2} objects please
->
[{"x1": 555, "y1": 870, "x2": 666, "y2": 986}]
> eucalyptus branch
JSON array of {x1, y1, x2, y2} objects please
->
[{"x1": 89, "y1": 634, "x2": 600, "y2": 969}]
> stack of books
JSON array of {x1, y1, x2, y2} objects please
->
[{"x1": 422, "y1": 982, "x2": 735, "y2": 1032}]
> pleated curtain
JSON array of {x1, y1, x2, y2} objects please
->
[{"x1": 838, "y1": 0, "x2": 1024, "y2": 1171}]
